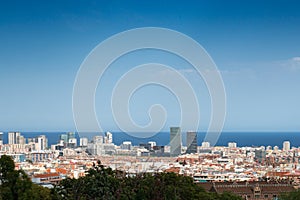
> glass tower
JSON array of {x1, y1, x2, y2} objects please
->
[
  {"x1": 186, "y1": 131, "x2": 197, "y2": 154},
  {"x1": 170, "y1": 127, "x2": 181, "y2": 156}
]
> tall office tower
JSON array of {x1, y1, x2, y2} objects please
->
[
  {"x1": 0, "y1": 132, "x2": 3, "y2": 145},
  {"x1": 201, "y1": 141, "x2": 210, "y2": 148},
  {"x1": 8, "y1": 132, "x2": 21, "y2": 144},
  {"x1": 105, "y1": 132, "x2": 113, "y2": 144},
  {"x1": 283, "y1": 141, "x2": 291, "y2": 151},
  {"x1": 170, "y1": 127, "x2": 181, "y2": 156},
  {"x1": 36, "y1": 135, "x2": 48, "y2": 151},
  {"x1": 80, "y1": 137, "x2": 88, "y2": 147},
  {"x1": 60, "y1": 134, "x2": 68, "y2": 143},
  {"x1": 186, "y1": 131, "x2": 197, "y2": 154},
  {"x1": 8, "y1": 132, "x2": 14, "y2": 144}
]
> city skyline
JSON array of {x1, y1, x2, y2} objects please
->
[
  {"x1": 1, "y1": 130, "x2": 298, "y2": 152},
  {"x1": 1, "y1": 2, "x2": 300, "y2": 198},
  {"x1": 0, "y1": 1, "x2": 300, "y2": 132}
]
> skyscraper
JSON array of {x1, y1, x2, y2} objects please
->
[
  {"x1": 80, "y1": 137, "x2": 88, "y2": 147},
  {"x1": 170, "y1": 127, "x2": 181, "y2": 156},
  {"x1": 0, "y1": 132, "x2": 3, "y2": 145},
  {"x1": 8, "y1": 132, "x2": 21, "y2": 144},
  {"x1": 105, "y1": 132, "x2": 113, "y2": 144},
  {"x1": 60, "y1": 134, "x2": 68, "y2": 143},
  {"x1": 186, "y1": 131, "x2": 197, "y2": 154},
  {"x1": 36, "y1": 135, "x2": 48, "y2": 151}
]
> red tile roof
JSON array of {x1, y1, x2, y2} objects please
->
[{"x1": 33, "y1": 173, "x2": 60, "y2": 178}]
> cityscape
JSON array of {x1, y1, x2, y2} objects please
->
[
  {"x1": 1, "y1": 129, "x2": 300, "y2": 199},
  {"x1": 1, "y1": 0, "x2": 300, "y2": 200}
]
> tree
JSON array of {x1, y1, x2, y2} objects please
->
[
  {"x1": 279, "y1": 190, "x2": 300, "y2": 200},
  {"x1": 0, "y1": 155, "x2": 15, "y2": 183},
  {"x1": 30, "y1": 184, "x2": 52, "y2": 200},
  {"x1": 53, "y1": 160, "x2": 120, "y2": 200},
  {"x1": 0, "y1": 155, "x2": 33, "y2": 199},
  {"x1": 54, "y1": 162, "x2": 244, "y2": 200},
  {"x1": 0, "y1": 155, "x2": 52, "y2": 200}
]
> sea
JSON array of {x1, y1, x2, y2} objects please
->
[{"x1": 1, "y1": 131, "x2": 300, "y2": 148}]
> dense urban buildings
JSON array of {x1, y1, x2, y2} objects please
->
[{"x1": 1, "y1": 130, "x2": 300, "y2": 199}]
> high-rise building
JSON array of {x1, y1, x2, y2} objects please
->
[
  {"x1": 283, "y1": 141, "x2": 290, "y2": 151},
  {"x1": 60, "y1": 134, "x2": 68, "y2": 143},
  {"x1": 105, "y1": 132, "x2": 113, "y2": 144},
  {"x1": 8, "y1": 132, "x2": 14, "y2": 144},
  {"x1": 170, "y1": 127, "x2": 181, "y2": 156},
  {"x1": 36, "y1": 135, "x2": 48, "y2": 151},
  {"x1": 8, "y1": 132, "x2": 21, "y2": 144},
  {"x1": 80, "y1": 137, "x2": 88, "y2": 147},
  {"x1": 0, "y1": 132, "x2": 3, "y2": 145},
  {"x1": 186, "y1": 131, "x2": 197, "y2": 154}
]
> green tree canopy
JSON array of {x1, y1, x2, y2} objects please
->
[
  {"x1": 0, "y1": 155, "x2": 52, "y2": 200},
  {"x1": 280, "y1": 189, "x2": 300, "y2": 200},
  {"x1": 53, "y1": 160, "x2": 243, "y2": 200},
  {"x1": 0, "y1": 155, "x2": 15, "y2": 183}
]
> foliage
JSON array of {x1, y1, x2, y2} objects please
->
[
  {"x1": 0, "y1": 155, "x2": 266, "y2": 200},
  {"x1": 0, "y1": 155, "x2": 51, "y2": 200},
  {"x1": 53, "y1": 160, "x2": 243, "y2": 200},
  {"x1": 279, "y1": 189, "x2": 300, "y2": 200}
]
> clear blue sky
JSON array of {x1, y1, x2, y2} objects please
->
[{"x1": 0, "y1": 0, "x2": 300, "y2": 132}]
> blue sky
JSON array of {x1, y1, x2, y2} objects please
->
[{"x1": 0, "y1": 0, "x2": 300, "y2": 132}]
